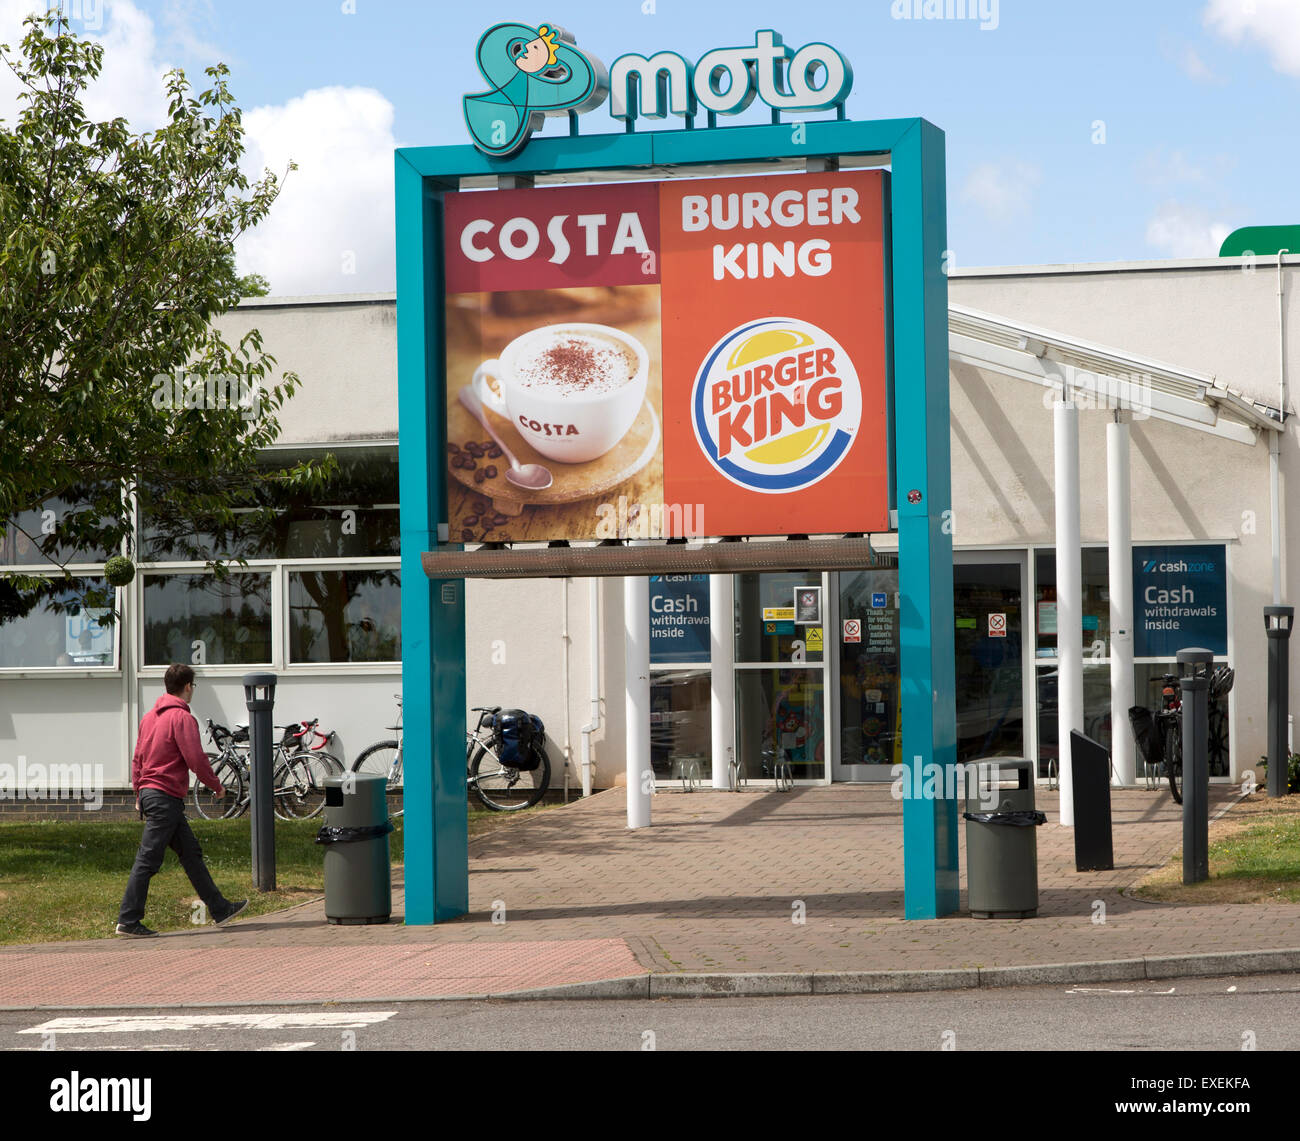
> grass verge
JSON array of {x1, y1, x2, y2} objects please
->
[
  {"x1": 0, "y1": 803, "x2": 558, "y2": 945},
  {"x1": 1129, "y1": 792, "x2": 1300, "y2": 904}
]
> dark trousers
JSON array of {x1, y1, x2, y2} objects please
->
[{"x1": 118, "y1": 789, "x2": 228, "y2": 925}]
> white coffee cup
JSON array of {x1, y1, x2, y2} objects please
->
[{"x1": 471, "y1": 323, "x2": 649, "y2": 464}]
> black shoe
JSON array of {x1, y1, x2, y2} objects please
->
[
  {"x1": 115, "y1": 921, "x2": 159, "y2": 938},
  {"x1": 213, "y1": 899, "x2": 248, "y2": 927}
]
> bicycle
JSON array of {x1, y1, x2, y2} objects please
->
[
  {"x1": 1153, "y1": 673, "x2": 1183, "y2": 804},
  {"x1": 194, "y1": 719, "x2": 343, "y2": 821},
  {"x1": 1135, "y1": 665, "x2": 1234, "y2": 806},
  {"x1": 349, "y1": 699, "x2": 552, "y2": 812}
]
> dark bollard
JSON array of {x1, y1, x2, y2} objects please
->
[
  {"x1": 243, "y1": 672, "x2": 278, "y2": 892},
  {"x1": 1069, "y1": 730, "x2": 1113, "y2": 871},
  {"x1": 1265, "y1": 607, "x2": 1294, "y2": 798},
  {"x1": 1178, "y1": 648, "x2": 1213, "y2": 885}
]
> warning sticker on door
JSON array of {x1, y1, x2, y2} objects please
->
[
  {"x1": 807, "y1": 627, "x2": 824, "y2": 651},
  {"x1": 843, "y1": 619, "x2": 862, "y2": 643},
  {"x1": 988, "y1": 613, "x2": 1007, "y2": 638}
]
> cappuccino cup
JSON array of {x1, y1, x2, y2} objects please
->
[{"x1": 471, "y1": 323, "x2": 648, "y2": 464}]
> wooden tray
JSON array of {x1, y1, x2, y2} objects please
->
[{"x1": 446, "y1": 386, "x2": 661, "y2": 517}]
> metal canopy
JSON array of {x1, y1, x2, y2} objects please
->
[{"x1": 949, "y1": 303, "x2": 1282, "y2": 445}]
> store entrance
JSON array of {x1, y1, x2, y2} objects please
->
[
  {"x1": 834, "y1": 565, "x2": 901, "y2": 781},
  {"x1": 734, "y1": 572, "x2": 830, "y2": 783}
]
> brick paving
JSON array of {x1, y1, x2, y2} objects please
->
[{"x1": 3, "y1": 784, "x2": 1299, "y2": 1007}]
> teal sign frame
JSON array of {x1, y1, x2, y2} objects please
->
[{"x1": 396, "y1": 116, "x2": 957, "y2": 923}]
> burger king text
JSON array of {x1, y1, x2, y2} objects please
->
[{"x1": 680, "y1": 186, "x2": 861, "y2": 281}]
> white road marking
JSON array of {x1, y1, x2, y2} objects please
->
[
  {"x1": 1066, "y1": 986, "x2": 1177, "y2": 995},
  {"x1": 19, "y1": 1012, "x2": 396, "y2": 1035},
  {"x1": 256, "y1": 1041, "x2": 316, "y2": 1051}
]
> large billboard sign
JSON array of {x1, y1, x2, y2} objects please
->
[{"x1": 442, "y1": 171, "x2": 890, "y2": 542}]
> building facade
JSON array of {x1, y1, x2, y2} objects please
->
[{"x1": 1, "y1": 253, "x2": 1295, "y2": 805}]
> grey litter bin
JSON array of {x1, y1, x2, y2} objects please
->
[
  {"x1": 963, "y1": 758, "x2": 1045, "y2": 919},
  {"x1": 316, "y1": 772, "x2": 393, "y2": 925}
]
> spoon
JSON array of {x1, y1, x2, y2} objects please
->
[{"x1": 458, "y1": 386, "x2": 554, "y2": 491}]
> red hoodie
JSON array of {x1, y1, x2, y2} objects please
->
[{"x1": 132, "y1": 694, "x2": 223, "y2": 800}]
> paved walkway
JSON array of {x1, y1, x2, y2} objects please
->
[{"x1": 3, "y1": 784, "x2": 1299, "y2": 1007}]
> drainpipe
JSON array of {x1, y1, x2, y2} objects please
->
[
  {"x1": 560, "y1": 577, "x2": 572, "y2": 799},
  {"x1": 1271, "y1": 251, "x2": 1289, "y2": 605},
  {"x1": 579, "y1": 578, "x2": 600, "y2": 796}
]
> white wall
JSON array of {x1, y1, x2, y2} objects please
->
[{"x1": 211, "y1": 295, "x2": 399, "y2": 443}]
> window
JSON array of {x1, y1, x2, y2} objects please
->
[
  {"x1": 142, "y1": 572, "x2": 273, "y2": 666},
  {"x1": 0, "y1": 578, "x2": 117, "y2": 668},
  {"x1": 139, "y1": 445, "x2": 399, "y2": 562},
  {"x1": 289, "y1": 569, "x2": 401, "y2": 663}
]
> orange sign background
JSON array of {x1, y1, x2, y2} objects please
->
[{"x1": 659, "y1": 171, "x2": 890, "y2": 535}]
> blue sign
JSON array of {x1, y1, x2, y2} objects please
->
[
  {"x1": 1133, "y1": 544, "x2": 1227, "y2": 657},
  {"x1": 650, "y1": 575, "x2": 711, "y2": 664},
  {"x1": 871, "y1": 592, "x2": 887, "y2": 609}
]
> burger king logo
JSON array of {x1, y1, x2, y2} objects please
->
[{"x1": 691, "y1": 317, "x2": 861, "y2": 492}]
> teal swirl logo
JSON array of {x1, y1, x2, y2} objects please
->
[{"x1": 463, "y1": 23, "x2": 608, "y2": 158}]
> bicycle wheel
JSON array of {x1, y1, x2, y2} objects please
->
[
  {"x1": 1165, "y1": 718, "x2": 1183, "y2": 805},
  {"x1": 278, "y1": 750, "x2": 337, "y2": 819},
  {"x1": 1208, "y1": 704, "x2": 1229, "y2": 776},
  {"x1": 193, "y1": 754, "x2": 244, "y2": 820},
  {"x1": 469, "y1": 739, "x2": 550, "y2": 811},
  {"x1": 351, "y1": 740, "x2": 403, "y2": 817}
]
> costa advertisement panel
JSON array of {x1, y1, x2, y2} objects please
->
[{"x1": 442, "y1": 171, "x2": 889, "y2": 542}]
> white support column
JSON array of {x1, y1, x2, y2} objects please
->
[
  {"x1": 710, "y1": 571, "x2": 736, "y2": 788},
  {"x1": 624, "y1": 575, "x2": 652, "y2": 828},
  {"x1": 1055, "y1": 398, "x2": 1084, "y2": 826},
  {"x1": 1107, "y1": 414, "x2": 1136, "y2": 786}
]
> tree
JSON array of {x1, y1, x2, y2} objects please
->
[{"x1": 0, "y1": 13, "x2": 328, "y2": 625}]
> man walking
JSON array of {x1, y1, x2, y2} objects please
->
[{"x1": 116, "y1": 664, "x2": 248, "y2": 937}]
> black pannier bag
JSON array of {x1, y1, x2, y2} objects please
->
[
  {"x1": 1127, "y1": 705, "x2": 1164, "y2": 768},
  {"x1": 492, "y1": 709, "x2": 544, "y2": 771}
]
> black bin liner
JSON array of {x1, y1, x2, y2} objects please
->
[
  {"x1": 962, "y1": 810, "x2": 1047, "y2": 826},
  {"x1": 314, "y1": 821, "x2": 394, "y2": 845}
]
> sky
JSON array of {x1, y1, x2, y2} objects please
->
[{"x1": 2, "y1": 0, "x2": 1297, "y2": 296}]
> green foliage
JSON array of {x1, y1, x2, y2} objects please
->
[
  {"x1": 0, "y1": 14, "x2": 330, "y2": 619},
  {"x1": 103, "y1": 554, "x2": 134, "y2": 586},
  {"x1": 1257, "y1": 752, "x2": 1300, "y2": 794}
]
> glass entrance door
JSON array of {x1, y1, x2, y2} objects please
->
[
  {"x1": 833, "y1": 564, "x2": 901, "y2": 781},
  {"x1": 953, "y1": 552, "x2": 1028, "y2": 763},
  {"x1": 734, "y1": 571, "x2": 830, "y2": 783}
]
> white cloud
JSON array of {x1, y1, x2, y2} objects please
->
[
  {"x1": 1145, "y1": 201, "x2": 1234, "y2": 258},
  {"x1": 1136, "y1": 146, "x2": 1239, "y2": 191},
  {"x1": 235, "y1": 87, "x2": 398, "y2": 296},
  {"x1": 0, "y1": 0, "x2": 171, "y2": 129},
  {"x1": 959, "y1": 160, "x2": 1042, "y2": 224},
  {"x1": 1178, "y1": 44, "x2": 1220, "y2": 83},
  {"x1": 1205, "y1": 0, "x2": 1300, "y2": 77}
]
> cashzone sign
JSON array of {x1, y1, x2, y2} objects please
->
[{"x1": 397, "y1": 25, "x2": 955, "y2": 923}]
